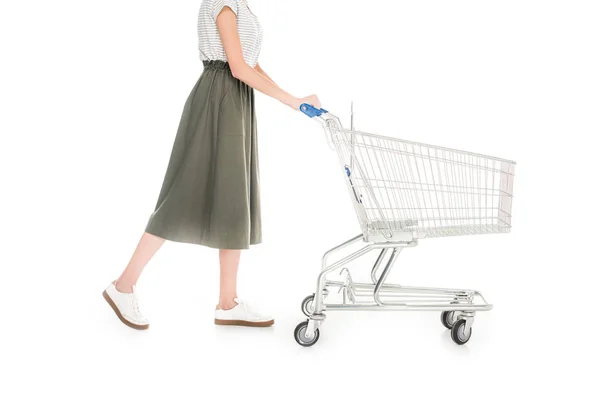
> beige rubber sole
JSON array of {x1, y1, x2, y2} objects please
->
[
  {"x1": 103, "y1": 290, "x2": 149, "y2": 330},
  {"x1": 214, "y1": 318, "x2": 274, "y2": 327}
]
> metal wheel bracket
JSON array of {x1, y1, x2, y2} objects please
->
[
  {"x1": 449, "y1": 311, "x2": 459, "y2": 325},
  {"x1": 460, "y1": 312, "x2": 476, "y2": 332},
  {"x1": 305, "y1": 317, "x2": 324, "y2": 339}
]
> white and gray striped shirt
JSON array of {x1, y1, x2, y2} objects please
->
[{"x1": 197, "y1": 0, "x2": 263, "y2": 67}]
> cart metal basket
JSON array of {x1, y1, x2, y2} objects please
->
[{"x1": 294, "y1": 103, "x2": 516, "y2": 346}]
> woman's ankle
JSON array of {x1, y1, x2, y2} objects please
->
[
  {"x1": 217, "y1": 297, "x2": 237, "y2": 311},
  {"x1": 115, "y1": 279, "x2": 134, "y2": 294}
]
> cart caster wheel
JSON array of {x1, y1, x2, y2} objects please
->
[
  {"x1": 301, "y1": 294, "x2": 315, "y2": 317},
  {"x1": 294, "y1": 320, "x2": 320, "y2": 347},
  {"x1": 441, "y1": 311, "x2": 457, "y2": 329},
  {"x1": 450, "y1": 319, "x2": 472, "y2": 345}
]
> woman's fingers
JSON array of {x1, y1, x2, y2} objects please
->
[
  {"x1": 295, "y1": 94, "x2": 322, "y2": 111},
  {"x1": 308, "y1": 94, "x2": 321, "y2": 109}
]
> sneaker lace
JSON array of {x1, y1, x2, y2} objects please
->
[
  {"x1": 130, "y1": 288, "x2": 144, "y2": 318},
  {"x1": 235, "y1": 299, "x2": 256, "y2": 317},
  {"x1": 236, "y1": 299, "x2": 248, "y2": 312}
]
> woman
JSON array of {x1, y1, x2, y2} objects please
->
[{"x1": 103, "y1": 0, "x2": 321, "y2": 330}]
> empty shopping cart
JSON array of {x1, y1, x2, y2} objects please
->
[{"x1": 294, "y1": 103, "x2": 516, "y2": 346}]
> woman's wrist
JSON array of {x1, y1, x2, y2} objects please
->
[{"x1": 281, "y1": 93, "x2": 298, "y2": 110}]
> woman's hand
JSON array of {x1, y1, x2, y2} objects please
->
[{"x1": 290, "y1": 94, "x2": 322, "y2": 111}]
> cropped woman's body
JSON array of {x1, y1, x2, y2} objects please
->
[{"x1": 103, "y1": 0, "x2": 320, "y2": 329}]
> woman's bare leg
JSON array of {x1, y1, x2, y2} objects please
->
[
  {"x1": 115, "y1": 232, "x2": 165, "y2": 293},
  {"x1": 214, "y1": 248, "x2": 273, "y2": 326},
  {"x1": 218, "y1": 249, "x2": 241, "y2": 310}
]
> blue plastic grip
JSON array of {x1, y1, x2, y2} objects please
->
[{"x1": 300, "y1": 103, "x2": 328, "y2": 118}]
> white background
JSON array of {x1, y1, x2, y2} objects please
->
[{"x1": 1, "y1": 0, "x2": 599, "y2": 398}]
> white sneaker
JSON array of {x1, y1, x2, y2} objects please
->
[
  {"x1": 103, "y1": 282, "x2": 150, "y2": 330},
  {"x1": 214, "y1": 298, "x2": 274, "y2": 327}
]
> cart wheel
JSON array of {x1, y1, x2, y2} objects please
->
[
  {"x1": 450, "y1": 319, "x2": 472, "y2": 345},
  {"x1": 294, "y1": 320, "x2": 320, "y2": 347},
  {"x1": 301, "y1": 294, "x2": 315, "y2": 317},
  {"x1": 441, "y1": 311, "x2": 457, "y2": 329}
]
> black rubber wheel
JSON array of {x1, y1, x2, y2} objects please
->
[
  {"x1": 301, "y1": 294, "x2": 315, "y2": 317},
  {"x1": 450, "y1": 319, "x2": 472, "y2": 345},
  {"x1": 294, "y1": 320, "x2": 320, "y2": 347},
  {"x1": 441, "y1": 311, "x2": 456, "y2": 329}
]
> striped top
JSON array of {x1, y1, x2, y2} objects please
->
[{"x1": 197, "y1": 0, "x2": 263, "y2": 67}]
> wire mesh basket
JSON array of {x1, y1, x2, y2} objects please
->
[{"x1": 327, "y1": 120, "x2": 516, "y2": 242}]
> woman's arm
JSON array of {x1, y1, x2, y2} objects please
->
[
  {"x1": 254, "y1": 63, "x2": 277, "y2": 87},
  {"x1": 216, "y1": 7, "x2": 320, "y2": 110}
]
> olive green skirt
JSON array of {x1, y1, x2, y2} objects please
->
[{"x1": 145, "y1": 60, "x2": 262, "y2": 249}]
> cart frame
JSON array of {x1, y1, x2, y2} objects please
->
[{"x1": 294, "y1": 104, "x2": 515, "y2": 347}]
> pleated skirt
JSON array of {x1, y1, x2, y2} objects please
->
[{"x1": 144, "y1": 60, "x2": 262, "y2": 249}]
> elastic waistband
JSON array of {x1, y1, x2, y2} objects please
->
[{"x1": 203, "y1": 60, "x2": 230, "y2": 70}]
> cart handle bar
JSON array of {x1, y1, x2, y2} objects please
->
[{"x1": 300, "y1": 103, "x2": 328, "y2": 118}]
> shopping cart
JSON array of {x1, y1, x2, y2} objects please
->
[{"x1": 294, "y1": 103, "x2": 516, "y2": 346}]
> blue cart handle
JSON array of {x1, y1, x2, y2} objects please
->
[{"x1": 300, "y1": 103, "x2": 328, "y2": 118}]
